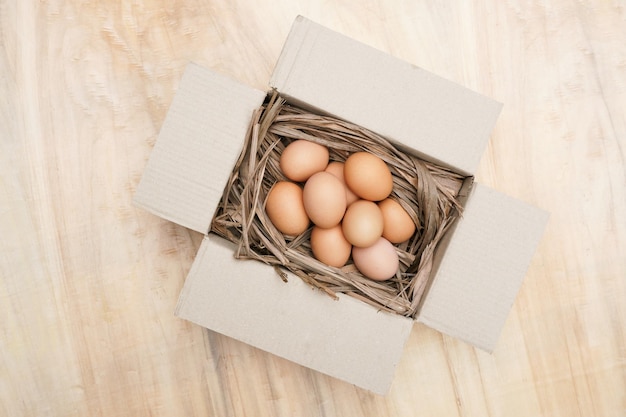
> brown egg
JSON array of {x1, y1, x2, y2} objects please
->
[
  {"x1": 310, "y1": 225, "x2": 352, "y2": 268},
  {"x1": 324, "y1": 161, "x2": 359, "y2": 205},
  {"x1": 344, "y1": 152, "x2": 393, "y2": 201},
  {"x1": 303, "y1": 172, "x2": 347, "y2": 228},
  {"x1": 352, "y1": 237, "x2": 399, "y2": 281},
  {"x1": 265, "y1": 181, "x2": 309, "y2": 236},
  {"x1": 341, "y1": 200, "x2": 384, "y2": 247},
  {"x1": 378, "y1": 198, "x2": 417, "y2": 243},
  {"x1": 280, "y1": 140, "x2": 329, "y2": 182}
]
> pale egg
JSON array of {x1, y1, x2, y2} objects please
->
[
  {"x1": 303, "y1": 172, "x2": 347, "y2": 228},
  {"x1": 378, "y1": 198, "x2": 416, "y2": 243},
  {"x1": 310, "y1": 225, "x2": 352, "y2": 268},
  {"x1": 341, "y1": 200, "x2": 383, "y2": 247},
  {"x1": 265, "y1": 181, "x2": 309, "y2": 236},
  {"x1": 324, "y1": 161, "x2": 359, "y2": 205},
  {"x1": 280, "y1": 140, "x2": 329, "y2": 182},
  {"x1": 344, "y1": 152, "x2": 393, "y2": 201},
  {"x1": 352, "y1": 237, "x2": 399, "y2": 281}
]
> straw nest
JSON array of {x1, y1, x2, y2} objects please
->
[{"x1": 211, "y1": 92, "x2": 464, "y2": 317}]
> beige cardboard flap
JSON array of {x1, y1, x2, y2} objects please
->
[
  {"x1": 176, "y1": 234, "x2": 414, "y2": 394},
  {"x1": 134, "y1": 63, "x2": 266, "y2": 233},
  {"x1": 270, "y1": 16, "x2": 502, "y2": 175},
  {"x1": 418, "y1": 184, "x2": 548, "y2": 351}
]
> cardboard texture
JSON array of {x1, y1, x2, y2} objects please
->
[
  {"x1": 270, "y1": 16, "x2": 502, "y2": 176},
  {"x1": 134, "y1": 64, "x2": 266, "y2": 234},
  {"x1": 176, "y1": 234, "x2": 414, "y2": 394},
  {"x1": 134, "y1": 16, "x2": 548, "y2": 394},
  {"x1": 418, "y1": 183, "x2": 549, "y2": 351}
]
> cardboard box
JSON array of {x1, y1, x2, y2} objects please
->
[{"x1": 134, "y1": 16, "x2": 548, "y2": 394}]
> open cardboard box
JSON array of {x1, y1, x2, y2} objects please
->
[{"x1": 134, "y1": 16, "x2": 548, "y2": 394}]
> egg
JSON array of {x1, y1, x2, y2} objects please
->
[
  {"x1": 344, "y1": 152, "x2": 393, "y2": 201},
  {"x1": 341, "y1": 200, "x2": 383, "y2": 247},
  {"x1": 310, "y1": 225, "x2": 352, "y2": 268},
  {"x1": 303, "y1": 172, "x2": 347, "y2": 228},
  {"x1": 280, "y1": 140, "x2": 329, "y2": 182},
  {"x1": 378, "y1": 198, "x2": 417, "y2": 243},
  {"x1": 324, "y1": 161, "x2": 359, "y2": 205},
  {"x1": 352, "y1": 237, "x2": 399, "y2": 281},
  {"x1": 265, "y1": 181, "x2": 310, "y2": 235}
]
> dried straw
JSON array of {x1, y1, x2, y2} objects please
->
[{"x1": 211, "y1": 91, "x2": 465, "y2": 317}]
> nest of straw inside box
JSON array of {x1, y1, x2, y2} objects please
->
[{"x1": 211, "y1": 91, "x2": 465, "y2": 318}]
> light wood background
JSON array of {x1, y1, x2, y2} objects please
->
[{"x1": 1, "y1": 1, "x2": 624, "y2": 416}]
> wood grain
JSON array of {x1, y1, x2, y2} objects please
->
[{"x1": 1, "y1": 1, "x2": 624, "y2": 416}]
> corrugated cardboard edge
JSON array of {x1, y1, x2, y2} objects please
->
[
  {"x1": 133, "y1": 63, "x2": 266, "y2": 234},
  {"x1": 418, "y1": 184, "x2": 549, "y2": 351},
  {"x1": 270, "y1": 16, "x2": 502, "y2": 176},
  {"x1": 176, "y1": 234, "x2": 414, "y2": 395}
]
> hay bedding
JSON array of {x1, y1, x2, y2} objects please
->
[{"x1": 211, "y1": 92, "x2": 464, "y2": 318}]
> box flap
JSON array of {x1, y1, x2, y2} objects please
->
[
  {"x1": 417, "y1": 184, "x2": 549, "y2": 351},
  {"x1": 270, "y1": 16, "x2": 502, "y2": 175},
  {"x1": 134, "y1": 63, "x2": 266, "y2": 233},
  {"x1": 176, "y1": 234, "x2": 414, "y2": 394}
]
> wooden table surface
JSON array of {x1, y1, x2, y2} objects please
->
[{"x1": 1, "y1": 1, "x2": 624, "y2": 416}]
